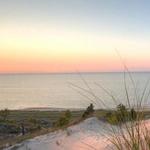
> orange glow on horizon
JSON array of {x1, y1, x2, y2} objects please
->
[{"x1": 0, "y1": 25, "x2": 150, "y2": 73}]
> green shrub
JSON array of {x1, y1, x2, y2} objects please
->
[
  {"x1": 105, "y1": 111, "x2": 118, "y2": 124},
  {"x1": 116, "y1": 104, "x2": 128, "y2": 123},
  {"x1": 106, "y1": 104, "x2": 137, "y2": 125},
  {"x1": 56, "y1": 110, "x2": 72, "y2": 127},
  {"x1": 82, "y1": 103, "x2": 94, "y2": 118},
  {"x1": 64, "y1": 110, "x2": 72, "y2": 119}
]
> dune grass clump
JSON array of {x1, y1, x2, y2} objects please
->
[
  {"x1": 108, "y1": 110, "x2": 150, "y2": 150},
  {"x1": 106, "y1": 73, "x2": 150, "y2": 150},
  {"x1": 70, "y1": 70, "x2": 150, "y2": 150}
]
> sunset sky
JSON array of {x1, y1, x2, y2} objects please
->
[{"x1": 1, "y1": 0, "x2": 150, "y2": 73}]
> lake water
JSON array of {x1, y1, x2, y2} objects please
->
[{"x1": 0, "y1": 72, "x2": 150, "y2": 110}]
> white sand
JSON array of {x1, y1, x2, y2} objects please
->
[
  {"x1": 6, "y1": 117, "x2": 150, "y2": 150},
  {"x1": 6, "y1": 117, "x2": 112, "y2": 150}
]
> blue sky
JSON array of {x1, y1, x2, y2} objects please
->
[{"x1": 1, "y1": 0, "x2": 150, "y2": 36}]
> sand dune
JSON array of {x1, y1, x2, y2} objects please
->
[{"x1": 6, "y1": 117, "x2": 113, "y2": 150}]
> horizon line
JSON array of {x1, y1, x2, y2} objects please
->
[{"x1": 0, "y1": 70, "x2": 150, "y2": 75}]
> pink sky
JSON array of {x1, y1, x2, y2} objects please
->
[
  {"x1": 0, "y1": 50, "x2": 149, "y2": 73},
  {"x1": 0, "y1": 25, "x2": 150, "y2": 73}
]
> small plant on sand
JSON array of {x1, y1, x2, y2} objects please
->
[{"x1": 56, "y1": 110, "x2": 72, "y2": 127}]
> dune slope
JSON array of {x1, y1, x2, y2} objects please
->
[{"x1": 6, "y1": 117, "x2": 112, "y2": 150}]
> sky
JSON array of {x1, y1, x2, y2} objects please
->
[{"x1": 0, "y1": 0, "x2": 150, "y2": 73}]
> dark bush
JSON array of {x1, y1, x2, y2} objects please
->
[
  {"x1": 116, "y1": 104, "x2": 128, "y2": 122},
  {"x1": 82, "y1": 103, "x2": 94, "y2": 118},
  {"x1": 130, "y1": 108, "x2": 137, "y2": 120}
]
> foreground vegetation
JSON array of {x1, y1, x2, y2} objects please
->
[
  {"x1": 0, "y1": 109, "x2": 83, "y2": 149},
  {"x1": 1, "y1": 104, "x2": 150, "y2": 149},
  {"x1": 0, "y1": 104, "x2": 98, "y2": 149},
  {"x1": 0, "y1": 104, "x2": 117, "y2": 149}
]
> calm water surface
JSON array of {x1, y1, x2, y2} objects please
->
[{"x1": 0, "y1": 72, "x2": 150, "y2": 110}]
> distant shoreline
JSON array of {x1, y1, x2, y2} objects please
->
[
  {"x1": 14, "y1": 107, "x2": 86, "y2": 111},
  {"x1": 3, "y1": 105, "x2": 150, "y2": 112},
  {"x1": 0, "y1": 71, "x2": 150, "y2": 75}
]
